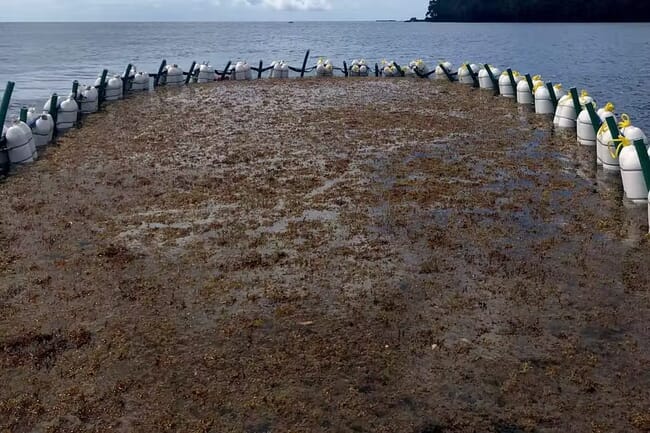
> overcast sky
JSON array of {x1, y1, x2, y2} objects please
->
[{"x1": 0, "y1": 0, "x2": 427, "y2": 21}]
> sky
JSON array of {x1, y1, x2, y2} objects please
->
[{"x1": 0, "y1": 0, "x2": 427, "y2": 21}]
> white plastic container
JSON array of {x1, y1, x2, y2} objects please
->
[
  {"x1": 498, "y1": 71, "x2": 522, "y2": 98},
  {"x1": 516, "y1": 79, "x2": 535, "y2": 105},
  {"x1": 105, "y1": 75, "x2": 123, "y2": 101},
  {"x1": 231, "y1": 62, "x2": 252, "y2": 80},
  {"x1": 534, "y1": 86, "x2": 554, "y2": 114},
  {"x1": 597, "y1": 123, "x2": 619, "y2": 171},
  {"x1": 131, "y1": 72, "x2": 149, "y2": 91},
  {"x1": 553, "y1": 91, "x2": 594, "y2": 129},
  {"x1": 78, "y1": 85, "x2": 99, "y2": 113},
  {"x1": 618, "y1": 129, "x2": 650, "y2": 203},
  {"x1": 56, "y1": 94, "x2": 79, "y2": 132},
  {"x1": 197, "y1": 64, "x2": 215, "y2": 83},
  {"x1": 270, "y1": 61, "x2": 289, "y2": 79},
  {"x1": 457, "y1": 63, "x2": 479, "y2": 85},
  {"x1": 478, "y1": 66, "x2": 500, "y2": 90},
  {"x1": 316, "y1": 59, "x2": 334, "y2": 77},
  {"x1": 409, "y1": 59, "x2": 429, "y2": 76},
  {"x1": 5, "y1": 119, "x2": 35, "y2": 164},
  {"x1": 435, "y1": 62, "x2": 452, "y2": 80},
  {"x1": 577, "y1": 105, "x2": 598, "y2": 146},
  {"x1": 32, "y1": 113, "x2": 54, "y2": 147},
  {"x1": 165, "y1": 64, "x2": 185, "y2": 86}
]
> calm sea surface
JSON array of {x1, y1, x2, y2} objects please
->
[{"x1": 1, "y1": 21, "x2": 649, "y2": 126}]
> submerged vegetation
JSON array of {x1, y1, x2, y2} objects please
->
[{"x1": 424, "y1": 0, "x2": 650, "y2": 22}]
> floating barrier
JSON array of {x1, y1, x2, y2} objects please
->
[
  {"x1": 478, "y1": 65, "x2": 500, "y2": 90},
  {"x1": 553, "y1": 89, "x2": 594, "y2": 129},
  {"x1": 458, "y1": 63, "x2": 479, "y2": 86},
  {"x1": 499, "y1": 70, "x2": 521, "y2": 98},
  {"x1": 1, "y1": 50, "x2": 649, "y2": 230}
]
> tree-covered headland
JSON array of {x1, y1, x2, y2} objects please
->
[{"x1": 424, "y1": 0, "x2": 650, "y2": 22}]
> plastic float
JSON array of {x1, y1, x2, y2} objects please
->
[
  {"x1": 131, "y1": 72, "x2": 150, "y2": 91},
  {"x1": 43, "y1": 93, "x2": 77, "y2": 133},
  {"x1": 458, "y1": 63, "x2": 479, "y2": 85},
  {"x1": 348, "y1": 59, "x2": 368, "y2": 77},
  {"x1": 478, "y1": 65, "x2": 500, "y2": 89},
  {"x1": 195, "y1": 63, "x2": 213, "y2": 83},
  {"x1": 102, "y1": 75, "x2": 123, "y2": 100},
  {"x1": 616, "y1": 118, "x2": 650, "y2": 203},
  {"x1": 409, "y1": 59, "x2": 429, "y2": 77},
  {"x1": 381, "y1": 60, "x2": 399, "y2": 77},
  {"x1": 230, "y1": 62, "x2": 251, "y2": 80},
  {"x1": 164, "y1": 64, "x2": 185, "y2": 86},
  {"x1": 435, "y1": 61, "x2": 453, "y2": 80},
  {"x1": 32, "y1": 113, "x2": 54, "y2": 148},
  {"x1": 315, "y1": 59, "x2": 334, "y2": 77},
  {"x1": 78, "y1": 85, "x2": 99, "y2": 113},
  {"x1": 499, "y1": 70, "x2": 522, "y2": 98},
  {"x1": 553, "y1": 90, "x2": 594, "y2": 129},
  {"x1": 5, "y1": 115, "x2": 35, "y2": 165},
  {"x1": 517, "y1": 75, "x2": 541, "y2": 105},
  {"x1": 269, "y1": 61, "x2": 290, "y2": 79}
]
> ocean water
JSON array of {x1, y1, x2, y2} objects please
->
[{"x1": 1, "y1": 21, "x2": 649, "y2": 127}]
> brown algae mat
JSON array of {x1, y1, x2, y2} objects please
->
[{"x1": 1, "y1": 78, "x2": 649, "y2": 433}]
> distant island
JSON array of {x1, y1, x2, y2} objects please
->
[{"x1": 417, "y1": 0, "x2": 650, "y2": 22}]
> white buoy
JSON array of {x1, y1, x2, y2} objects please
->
[
  {"x1": 618, "y1": 123, "x2": 649, "y2": 203},
  {"x1": 457, "y1": 63, "x2": 479, "y2": 85},
  {"x1": 56, "y1": 94, "x2": 79, "y2": 132},
  {"x1": 165, "y1": 64, "x2": 184, "y2": 86},
  {"x1": 553, "y1": 90, "x2": 594, "y2": 129},
  {"x1": 32, "y1": 113, "x2": 54, "y2": 147},
  {"x1": 478, "y1": 66, "x2": 500, "y2": 90},
  {"x1": 78, "y1": 85, "x2": 99, "y2": 113},
  {"x1": 595, "y1": 104, "x2": 617, "y2": 166},
  {"x1": 534, "y1": 84, "x2": 562, "y2": 115},
  {"x1": 516, "y1": 79, "x2": 535, "y2": 105},
  {"x1": 498, "y1": 71, "x2": 522, "y2": 98},
  {"x1": 104, "y1": 75, "x2": 123, "y2": 101},
  {"x1": 435, "y1": 62, "x2": 453, "y2": 80},
  {"x1": 197, "y1": 63, "x2": 215, "y2": 83},
  {"x1": 5, "y1": 119, "x2": 35, "y2": 164},
  {"x1": 409, "y1": 59, "x2": 429, "y2": 77},
  {"x1": 577, "y1": 104, "x2": 598, "y2": 146},
  {"x1": 597, "y1": 122, "x2": 619, "y2": 172},
  {"x1": 131, "y1": 72, "x2": 149, "y2": 91},
  {"x1": 232, "y1": 62, "x2": 252, "y2": 81},
  {"x1": 316, "y1": 59, "x2": 334, "y2": 77}
]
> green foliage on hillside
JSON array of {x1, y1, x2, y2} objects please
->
[{"x1": 425, "y1": 0, "x2": 650, "y2": 21}]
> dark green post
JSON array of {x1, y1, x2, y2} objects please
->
[
  {"x1": 97, "y1": 69, "x2": 108, "y2": 106},
  {"x1": 569, "y1": 88, "x2": 582, "y2": 118},
  {"x1": 300, "y1": 50, "x2": 310, "y2": 78},
  {"x1": 393, "y1": 62, "x2": 404, "y2": 77},
  {"x1": 584, "y1": 102, "x2": 602, "y2": 135},
  {"x1": 220, "y1": 61, "x2": 231, "y2": 80},
  {"x1": 465, "y1": 64, "x2": 479, "y2": 87},
  {"x1": 49, "y1": 93, "x2": 58, "y2": 137},
  {"x1": 483, "y1": 64, "x2": 499, "y2": 95},
  {"x1": 343, "y1": 61, "x2": 348, "y2": 77},
  {"x1": 0, "y1": 81, "x2": 15, "y2": 129},
  {"x1": 186, "y1": 61, "x2": 196, "y2": 84},
  {"x1": 72, "y1": 80, "x2": 79, "y2": 98},
  {"x1": 633, "y1": 139, "x2": 650, "y2": 191},
  {"x1": 545, "y1": 82, "x2": 558, "y2": 110},
  {"x1": 605, "y1": 116, "x2": 620, "y2": 141},
  {"x1": 257, "y1": 60, "x2": 263, "y2": 79},
  {"x1": 19, "y1": 107, "x2": 27, "y2": 123},
  {"x1": 155, "y1": 59, "x2": 167, "y2": 87},
  {"x1": 439, "y1": 63, "x2": 454, "y2": 82},
  {"x1": 506, "y1": 69, "x2": 518, "y2": 101},
  {"x1": 525, "y1": 74, "x2": 535, "y2": 102},
  {"x1": 375, "y1": 63, "x2": 379, "y2": 77},
  {"x1": 123, "y1": 64, "x2": 133, "y2": 94}
]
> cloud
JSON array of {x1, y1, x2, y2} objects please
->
[{"x1": 237, "y1": 0, "x2": 332, "y2": 11}]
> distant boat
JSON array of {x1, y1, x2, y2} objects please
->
[
  {"x1": 376, "y1": 20, "x2": 396, "y2": 22},
  {"x1": 288, "y1": 21, "x2": 294, "y2": 23}
]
